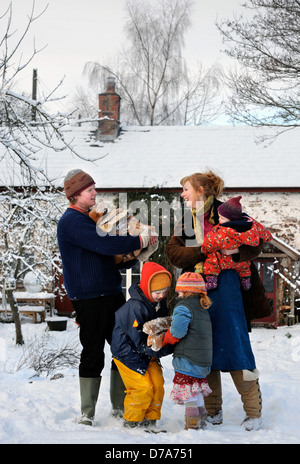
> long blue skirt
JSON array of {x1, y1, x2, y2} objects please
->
[{"x1": 207, "y1": 270, "x2": 256, "y2": 371}]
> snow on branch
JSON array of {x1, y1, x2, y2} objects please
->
[
  {"x1": 274, "y1": 258, "x2": 300, "y2": 295},
  {"x1": 0, "y1": 1, "x2": 106, "y2": 188}
]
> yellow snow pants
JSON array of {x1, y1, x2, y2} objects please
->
[{"x1": 113, "y1": 357, "x2": 164, "y2": 423}]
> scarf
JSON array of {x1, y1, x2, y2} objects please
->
[
  {"x1": 220, "y1": 213, "x2": 253, "y2": 232},
  {"x1": 191, "y1": 195, "x2": 216, "y2": 273}
]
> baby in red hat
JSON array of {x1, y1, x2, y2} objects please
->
[{"x1": 201, "y1": 196, "x2": 273, "y2": 291}]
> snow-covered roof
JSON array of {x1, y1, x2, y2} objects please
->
[{"x1": 2, "y1": 124, "x2": 300, "y2": 190}]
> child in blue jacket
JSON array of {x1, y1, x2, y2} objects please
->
[{"x1": 111, "y1": 262, "x2": 173, "y2": 429}]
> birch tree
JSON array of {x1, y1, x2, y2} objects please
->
[{"x1": 84, "y1": 0, "x2": 222, "y2": 126}]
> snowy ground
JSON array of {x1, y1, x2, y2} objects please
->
[{"x1": 1, "y1": 316, "x2": 300, "y2": 446}]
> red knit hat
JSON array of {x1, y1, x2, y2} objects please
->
[
  {"x1": 218, "y1": 195, "x2": 242, "y2": 221},
  {"x1": 175, "y1": 272, "x2": 207, "y2": 294}
]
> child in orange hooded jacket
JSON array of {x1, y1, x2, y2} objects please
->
[{"x1": 111, "y1": 262, "x2": 174, "y2": 429}]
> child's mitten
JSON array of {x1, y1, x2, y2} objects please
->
[{"x1": 162, "y1": 328, "x2": 180, "y2": 346}]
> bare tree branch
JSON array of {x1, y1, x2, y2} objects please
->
[
  {"x1": 217, "y1": 0, "x2": 300, "y2": 133},
  {"x1": 83, "y1": 0, "x2": 222, "y2": 126},
  {"x1": 0, "y1": 1, "x2": 105, "y2": 188}
]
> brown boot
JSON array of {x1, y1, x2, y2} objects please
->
[
  {"x1": 204, "y1": 370, "x2": 223, "y2": 424},
  {"x1": 230, "y1": 369, "x2": 262, "y2": 429}
]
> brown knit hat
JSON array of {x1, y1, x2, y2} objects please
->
[{"x1": 64, "y1": 169, "x2": 95, "y2": 199}]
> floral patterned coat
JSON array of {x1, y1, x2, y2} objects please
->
[
  {"x1": 202, "y1": 218, "x2": 273, "y2": 277},
  {"x1": 166, "y1": 199, "x2": 272, "y2": 328}
]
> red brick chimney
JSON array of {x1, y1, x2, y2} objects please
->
[{"x1": 98, "y1": 77, "x2": 121, "y2": 142}]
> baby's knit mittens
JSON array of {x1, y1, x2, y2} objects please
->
[
  {"x1": 241, "y1": 277, "x2": 251, "y2": 291},
  {"x1": 205, "y1": 275, "x2": 218, "y2": 290}
]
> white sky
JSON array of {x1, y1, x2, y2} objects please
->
[{"x1": 7, "y1": 0, "x2": 245, "y2": 114}]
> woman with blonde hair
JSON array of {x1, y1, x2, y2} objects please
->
[{"x1": 166, "y1": 170, "x2": 270, "y2": 431}]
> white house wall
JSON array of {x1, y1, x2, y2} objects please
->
[{"x1": 220, "y1": 192, "x2": 300, "y2": 251}]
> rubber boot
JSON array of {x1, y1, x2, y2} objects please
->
[
  {"x1": 184, "y1": 401, "x2": 200, "y2": 430},
  {"x1": 110, "y1": 368, "x2": 126, "y2": 418},
  {"x1": 198, "y1": 406, "x2": 208, "y2": 429},
  {"x1": 204, "y1": 370, "x2": 223, "y2": 425},
  {"x1": 78, "y1": 377, "x2": 101, "y2": 426},
  {"x1": 230, "y1": 370, "x2": 262, "y2": 430}
]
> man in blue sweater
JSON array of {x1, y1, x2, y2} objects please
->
[{"x1": 57, "y1": 169, "x2": 154, "y2": 426}]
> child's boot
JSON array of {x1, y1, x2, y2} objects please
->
[
  {"x1": 198, "y1": 406, "x2": 208, "y2": 429},
  {"x1": 184, "y1": 401, "x2": 200, "y2": 430}
]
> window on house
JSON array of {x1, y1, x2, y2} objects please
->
[
  {"x1": 121, "y1": 261, "x2": 143, "y2": 300},
  {"x1": 254, "y1": 259, "x2": 276, "y2": 321}
]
